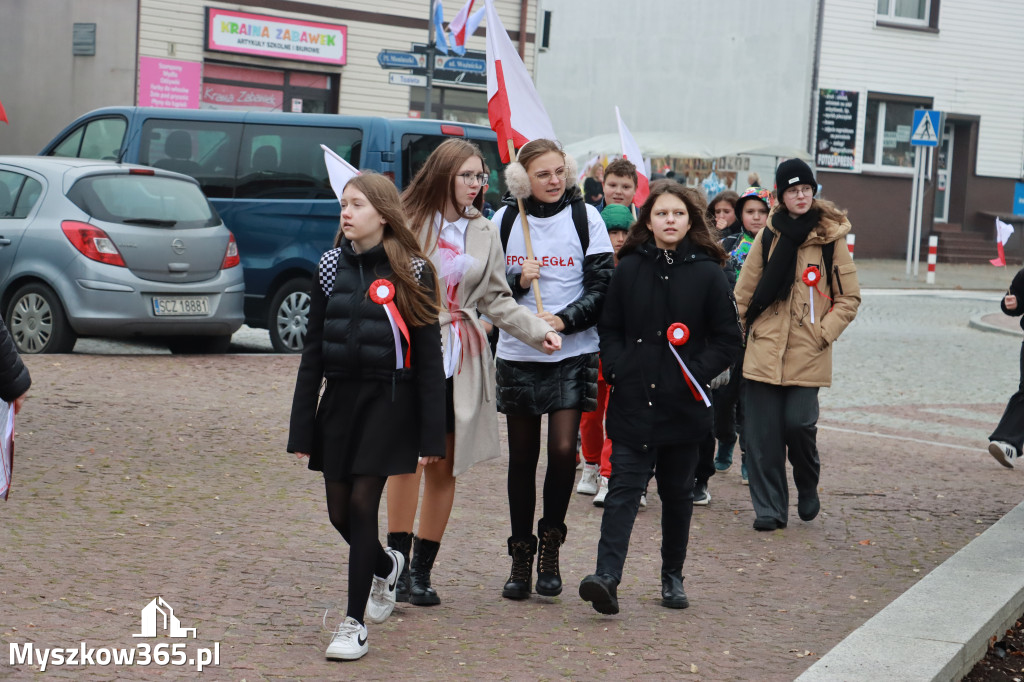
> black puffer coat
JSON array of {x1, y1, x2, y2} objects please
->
[
  {"x1": 287, "y1": 239, "x2": 445, "y2": 459},
  {"x1": 0, "y1": 318, "x2": 29, "y2": 402},
  {"x1": 600, "y1": 237, "x2": 742, "y2": 449}
]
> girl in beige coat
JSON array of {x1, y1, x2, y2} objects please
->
[
  {"x1": 734, "y1": 159, "x2": 861, "y2": 531},
  {"x1": 386, "y1": 139, "x2": 560, "y2": 605}
]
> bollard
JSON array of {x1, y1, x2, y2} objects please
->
[
  {"x1": 926, "y1": 235, "x2": 937, "y2": 284},
  {"x1": 847, "y1": 233, "x2": 855, "y2": 259}
]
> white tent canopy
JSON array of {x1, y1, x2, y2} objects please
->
[{"x1": 562, "y1": 132, "x2": 812, "y2": 164}]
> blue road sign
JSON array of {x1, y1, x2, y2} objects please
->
[
  {"x1": 377, "y1": 50, "x2": 424, "y2": 69},
  {"x1": 439, "y1": 56, "x2": 486, "y2": 74},
  {"x1": 1014, "y1": 182, "x2": 1024, "y2": 217},
  {"x1": 910, "y1": 109, "x2": 941, "y2": 147}
]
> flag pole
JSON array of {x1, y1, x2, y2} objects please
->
[{"x1": 508, "y1": 138, "x2": 544, "y2": 312}]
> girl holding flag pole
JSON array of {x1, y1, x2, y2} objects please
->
[
  {"x1": 385, "y1": 139, "x2": 561, "y2": 607},
  {"x1": 287, "y1": 172, "x2": 445, "y2": 661},
  {"x1": 579, "y1": 180, "x2": 741, "y2": 615}
]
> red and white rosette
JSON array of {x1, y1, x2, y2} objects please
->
[
  {"x1": 802, "y1": 266, "x2": 822, "y2": 323},
  {"x1": 667, "y1": 323, "x2": 710, "y2": 407},
  {"x1": 369, "y1": 279, "x2": 411, "y2": 369}
]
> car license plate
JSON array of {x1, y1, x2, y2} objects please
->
[{"x1": 152, "y1": 296, "x2": 210, "y2": 316}]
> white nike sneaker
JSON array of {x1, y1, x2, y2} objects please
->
[
  {"x1": 577, "y1": 462, "x2": 600, "y2": 495},
  {"x1": 365, "y1": 547, "x2": 403, "y2": 624},
  {"x1": 593, "y1": 476, "x2": 609, "y2": 507},
  {"x1": 325, "y1": 616, "x2": 368, "y2": 660}
]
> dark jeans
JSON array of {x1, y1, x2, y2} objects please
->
[
  {"x1": 712, "y1": 345, "x2": 745, "y2": 445},
  {"x1": 743, "y1": 381, "x2": 820, "y2": 524},
  {"x1": 595, "y1": 441, "x2": 699, "y2": 582},
  {"x1": 990, "y1": 341, "x2": 1024, "y2": 452}
]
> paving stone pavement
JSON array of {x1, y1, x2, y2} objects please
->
[{"x1": 2, "y1": 267, "x2": 1022, "y2": 680}]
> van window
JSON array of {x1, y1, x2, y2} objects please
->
[
  {"x1": 140, "y1": 120, "x2": 243, "y2": 199},
  {"x1": 0, "y1": 171, "x2": 42, "y2": 219},
  {"x1": 235, "y1": 124, "x2": 362, "y2": 200},
  {"x1": 49, "y1": 117, "x2": 127, "y2": 160},
  {"x1": 401, "y1": 134, "x2": 507, "y2": 206}
]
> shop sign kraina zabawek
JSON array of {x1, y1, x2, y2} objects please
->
[{"x1": 205, "y1": 8, "x2": 347, "y2": 65}]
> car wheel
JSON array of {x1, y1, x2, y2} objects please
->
[
  {"x1": 6, "y1": 283, "x2": 77, "y2": 354},
  {"x1": 269, "y1": 278, "x2": 311, "y2": 353},
  {"x1": 166, "y1": 335, "x2": 232, "y2": 355}
]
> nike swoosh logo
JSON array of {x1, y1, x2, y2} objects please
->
[
  {"x1": 358, "y1": 633, "x2": 367, "y2": 646},
  {"x1": 388, "y1": 574, "x2": 397, "y2": 591}
]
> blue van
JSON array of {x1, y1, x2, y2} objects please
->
[{"x1": 40, "y1": 107, "x2": 506, "y2": 352}]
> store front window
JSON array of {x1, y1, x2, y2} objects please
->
[{"x1": 201, "y1": 62, "x2": 336, "y2": 113}]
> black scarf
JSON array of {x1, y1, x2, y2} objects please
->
[
  {"x1": 745, "y1": 208, "x2": 819, "y2": 326},
  {"x1": 502, "y1": 184, "x2": 582, "y2": 218}
]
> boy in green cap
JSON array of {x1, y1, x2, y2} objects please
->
[{"x1": 578, "y1": 203, "x2": 635, "y2": 503}]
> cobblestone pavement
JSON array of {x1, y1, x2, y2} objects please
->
[{"x1": 1, "y1": 288, "x2": 1022, "y2": 680}]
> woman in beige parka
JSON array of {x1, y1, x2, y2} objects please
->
[{"x1": 734, "y1": 159, "x2": 861, "y2": 531}]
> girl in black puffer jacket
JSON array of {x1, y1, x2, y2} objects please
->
[
  {"x1": 287, "y1": 173, "x2": 444, "y2": 661},
  {"x1": 579, "y1": 180, "x2": 741, "y2": 615}
]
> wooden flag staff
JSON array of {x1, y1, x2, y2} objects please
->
[{"x1": 508, "y1": 138, "x2": 544, "y2": 312}]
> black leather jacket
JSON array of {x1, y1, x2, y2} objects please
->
[{"x1": 0, "y1": 317, "x2": 29, "y2": 402}]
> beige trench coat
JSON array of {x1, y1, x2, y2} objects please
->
[
  {"x1": 420, "y1": 212, "x2": 554, "y2": 476},
  {"x1": 734, "y1": 210, "x2": 861, "y2": 387}
]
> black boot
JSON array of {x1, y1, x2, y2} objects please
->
[
  {"x1": 536, "y1": 519, "x2": 566, "y2": 597},
  {"x1": 579, "y1": 573, "x2": 619, "y2": 615},
  {"x1": 502, "y1": 535, "x2": 537, "y2": 600},
  {"x1": 387, "y1": 531, "x2": 413, "y2": 603},
  {"x1": 409, "y1": 536, "x2": 442, "y2": 606},
  {"x1": 661, "y1": 568, "x2": 689, "y2": 609}
]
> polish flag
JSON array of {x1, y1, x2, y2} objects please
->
[
  {"x1": 990, "y1": 217, "x2": 1015, "y2": 267},
  {"x1": 615, "y1": 106, "x2": 649, "y2": 207},
  {"x1": 449, "y1": 0, "x2": 475, "y2": 55},
  {"x1": 320, "y1": 144, "x2": 360, "y2": 204},
  {"x1": 485, "y1": 0, "x2": 556, "y2": 162},
  {"x1": 0, "y1": 99, "x2": 7, "y2": 125}
]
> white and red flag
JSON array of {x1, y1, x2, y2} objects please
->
[
  {"x1": 990, "y1": 217, "x2": 1015, "y2": 267},
  {"x1": 320, "y1": 144, "x2": 360, "y2": 204},
  {"x1": 0, "y1": 99, "x2": 8, "y2": 125},
  {"x1": 615, "y1": 106, "x2": 649, "y2": 207},
  {"x1": 485, "y1": 0, "x2": 556, "y2": 162},
  {"x1": 449, "y1": 0, "x2": 475, "y2": 55}
]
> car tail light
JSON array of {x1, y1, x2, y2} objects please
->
[
  {"x1": 440, "y1": 124, "x2": 465, "y2": 136},
  {"x1": 221, "y1": 233, "x2": 240, "y2": 269},
  {"x1": 129, "y1": 168, "x2": 155, "y2": 175},
  {"x1": 383, "y1": 171, "x2": 396, "y2": 185},
  {"x1": 61, "y1": 220, "x2": 126, "y2": 267}
]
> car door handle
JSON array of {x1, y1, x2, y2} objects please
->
[
  {"x1": 0, "y1": 238, "x2": 11, "y2": 246},
  {"x1": 167, "y1": 263, "x2": 189, "y2": 273}
]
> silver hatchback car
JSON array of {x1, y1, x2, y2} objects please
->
[{"x1": 0, "y1": 157, "x2": 244, "y2": 353}]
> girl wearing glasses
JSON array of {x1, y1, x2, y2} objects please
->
[
  {"x1": 495, "y1": 138, "x2": 614, "y2": 601},
  {"x1": 734, "y1": 159, "x2": 861, "y2": 532},
  {"x1": 387, "y1": 139, "x2": 561, "y2": 607}
]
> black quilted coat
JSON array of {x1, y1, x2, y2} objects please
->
[
  {"x1": 287, "y1": 239, "x2": 445, "y2": 463},
  {"x1": 0, "y1": 317, "x2": 29, "y2": 402},
  {"x1": 600, "y1": 237, "x2": 742, "y2": 449}
]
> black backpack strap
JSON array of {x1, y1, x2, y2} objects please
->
[
  {"x1": 822, "y1": 241, "x2": 834, "y2": 292},
  {"x1": 500, "y1": 204, "x2": 519, "y2": 252},
  {"x1": 760, "y1": 228, "x2": 775, "y2": 269}
]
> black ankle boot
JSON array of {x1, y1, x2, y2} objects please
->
[
  {"x1": 409, "y1": 536, "x2": 441, "y2": 606},
  {"x1": 502, "y1": 535, "x2": 537, "y2": 600},
  {"x1": 536, "y1": 519, "x2": 566, "y2": 597},
  {"x1": 661, "y1": 568, "x2": 689, "y2": 609},
  {"x1": 387, "y1": 531, "x2": 413, "y2": 603}
]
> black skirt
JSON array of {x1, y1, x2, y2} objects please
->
[
  {"x1": 496, "y1": 352, "x2": 599, "y2": 416},
  {"x1": 311, "y1": 378, "x2": 421, "y2": 480}
]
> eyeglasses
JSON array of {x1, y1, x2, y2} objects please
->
[
  {"x1": 458, "y1": 172, "x2": 489, "y2": 187},
  {"x1": 784, "y1": 186, "x2": 814, "y2": 197},
  {"x1": 532, "y1": 167, "x2": 567, "y2": 182}
]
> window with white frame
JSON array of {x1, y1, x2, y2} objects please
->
[
  {"x1": 861, "y1": 96, "x2": 930, "y2": 171},
  {"x1": 877, "y1": 0, "x2": 931, "y2": 26}
]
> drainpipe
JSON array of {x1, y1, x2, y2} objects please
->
[
  {"x1": 518, "y1": 0, "x2": 528, "y2": 59},
  {"x1": 807, "y1": 0, "x2": 825, "y2": 159}
]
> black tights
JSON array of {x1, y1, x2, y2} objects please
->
[
  {"x1": 506, "y1": 409, "x2": 582, "y2": 538},
  {"x1": 325, "y1": 476, "x2": 392, "y2": 624}
]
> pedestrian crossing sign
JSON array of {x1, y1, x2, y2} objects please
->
[{"x1": 910, "y1": 109, "x2": 941, "y2": 147}]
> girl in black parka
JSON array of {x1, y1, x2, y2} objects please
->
[
  {"x1": 579, "y1": 180, "x2": 741, "y2": 615},
  {"x1": 287, "y1": 172, "x2": 445, "y2": 661}
]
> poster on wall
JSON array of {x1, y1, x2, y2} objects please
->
[
  {"x1": 138, "y1": 57, "x2": 201, "y2": 109},
  {"x1": 206, "y1": 8, "x2": 346, "y2": 65},
  {"x1": 815, "y1": 89, "x2": 858, "y2": 171}
]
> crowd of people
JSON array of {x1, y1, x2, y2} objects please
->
[{"x1": 286, "y1": 139, "x2": 863, "y2": 660}]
